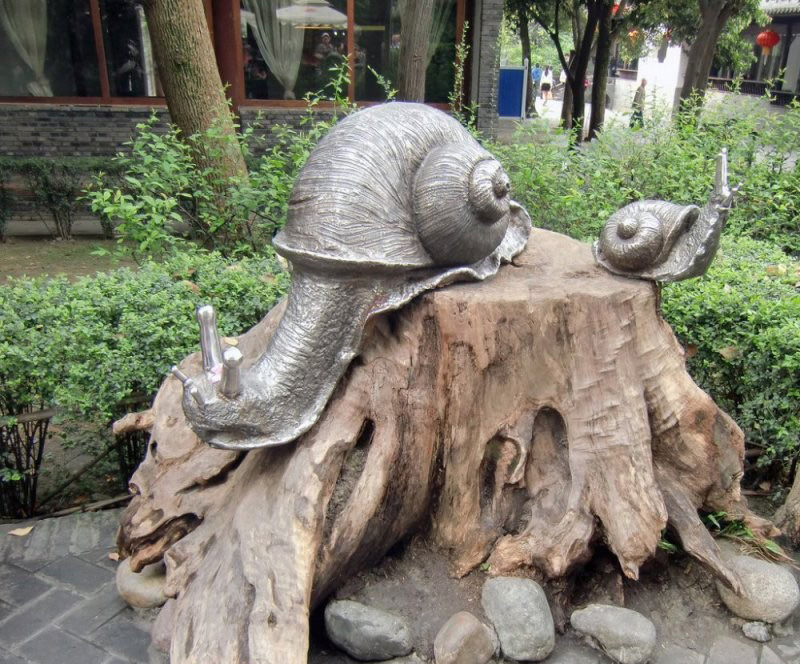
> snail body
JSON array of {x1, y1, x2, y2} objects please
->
[
  {"x1": 593, "y1": 150, "x2": 738, "y2": 283},
  {"x1": 175, "y1": 103, "x2": 531, "y2": 450}
]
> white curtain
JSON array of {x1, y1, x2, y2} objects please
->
[
  {"x1": 0, "y1": 0, "x2": 52, "y2": 96},
  {"x1": 243, "y1": 0, "x2": 304, "y2": 100},
  {"x1": 427, "y1": 0, "x2": 454, "y2": 66}
]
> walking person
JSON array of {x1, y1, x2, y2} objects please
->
[
  {"x1": 540, "y1": 66, "x2": 553, "y2": 102},
  {"x1": 529, "y1": 63, "x2": 542, "y2": 116},
  {"x1": 630, "y1": 78, "x2": 647, "y2": 128}
]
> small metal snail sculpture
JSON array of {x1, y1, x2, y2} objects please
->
[
  {"x1": 593, "y1": 149, "x2": 739, "y2": 282},
  {"x1": 171, "y1": 103, "x2": 531, "y2": 450}
]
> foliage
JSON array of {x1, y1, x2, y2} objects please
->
[
  {"x1": 0, "y1": 157, "x2": 115, "y2": 241},
  {"x1": 499, "y1": 15, "x2": 570, "y2": 70},
  {"x1": 493, "y1": 96, "x2": 800, "y2": 470},
  {"x1": 450, "y1": 22, "x2": 479, "y2": 133},
  {"x1": 85, "y1": 64, "x2": 354, "y2": 262},
  {"x1": 0, "y1": 250, "x2": 288, "y2": 422},
  {"x1": 663, "y1": 237, "x2": 799, "y2": 469},
  {"x1": 702, "y1": 511, "x2": 791, "y2": 563}
]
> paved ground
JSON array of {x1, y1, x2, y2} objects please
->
[
  {"x1": 0, "y1": 509, "x2": 162, "y2": 664},
  {"x1": 2, "y1": 509, "x2": 800, "y2": 664}
]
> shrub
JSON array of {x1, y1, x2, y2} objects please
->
[
  {"x1": 493, "y1": 96, "x2": 800, "y2": 252},
  {"x1": 2, "y1": 157, "x2": 117, "y2": 241},
  {"x1": 0, "y1": 249, "x2": 289, "y2": 514},
  {"x1": 662, "y1": 237, "x2": 800, "y2": 469}
]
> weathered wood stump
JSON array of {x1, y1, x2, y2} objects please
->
[{"x1": 118, "y1": 229, "x2": 772, "y2": 663}]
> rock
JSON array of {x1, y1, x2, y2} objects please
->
[
  {"x1": 760, "y1": 646, "x2": 784, "y2": 664},
  {"x1": 547, "y1": 644, "x2": 605, "y2": 663},
  {"x1": 656, "y1": 644, "x2": 705, "y2": 664},
  {"x1": 716, "y1": 556, "x2": 800, "y2": 623},
  {"x1": 570, "y1": 604, "x2": 656, "y2": 664},
  {"x1": 481, "y1": 577, "x2": 555, "y2": 662},
  {"x1": 742, "y1": 621, "x2": 771, "y2": 642},
  {"x1": 324, "y1": 599, "x2": 412, "y2": 661},
  {"x1": 389, "y1": 656, "x2": 427, "y2": 664},
  {"x1": 773, "y1": 619, "x2": 795, "y2": 637},
  {"x1": 151, "y1": 598, "x2": 176, "y2": 652},
  {"x1": 708, "y1": 635, "x2": 757, "y2": 664},
  {"x1": 433, "y1": 611, "x2": 495, "y2": 664},
  {"x1": 115, "y1": 558, "x2": 168, "y2": 609}
]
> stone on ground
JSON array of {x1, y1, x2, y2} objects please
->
[
  {"x1": 656, "y1": 644, "x2": 705, "y2": 664},
  {"x1": 547, "y1": 643, "x2": 607, "y2": 663},
  {"x1": 433, "y1": 611, "x2": 496, "y2": 664},
  {"x1": 716, "y1": 556, "x2": 800, "y2": 623},
  {"x1": 115, "y1": 558, "x2": 167, "y2": 609},
  {"x1": 481, "y1": 577, "x2": 555, "y2": 662},
  {"x1": 570, "y1": 604, "x2": 656, "y2": 664},
  {"x1": 742, "y1": 621, "x2": 771, "y2": 642},
  {"x1": 708, "y1": 635, "x2": 757, "y2": 664},
  {"x1": 324, "y1": 599, "x2": 412, "y2": 661}
]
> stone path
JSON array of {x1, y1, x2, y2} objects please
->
[{"x1": 0, "y1": 509, "x2": 162, "y2": 664}]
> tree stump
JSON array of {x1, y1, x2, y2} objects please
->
[{"x1": 118, "y1": 229, "x2": 772, "y2": 664}]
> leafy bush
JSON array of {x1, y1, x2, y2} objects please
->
[
  {"x1": 0, "y1": 249, "x2": 288, "y2": 513},
  {"x1": 662, "y1": 237, "x2": 799, "y2": 469},
  {"x1": 493, "y1": 96, "x2": 800, "y2": 252},
  {"x1": 0, "y1": 157, "x2": 115, "y2": 241},
  {"x1": 86, "y1": 67, "x2": 354, "y2": 260}
]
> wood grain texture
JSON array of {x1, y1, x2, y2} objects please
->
[{"x1": 117, "y1": 229, "x2": 768, "y2": 663}]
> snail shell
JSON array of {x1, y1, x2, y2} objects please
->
[
  {"x1": 596, "y1": 201, "x2": 700, "y2": 273},
  {"x1": 273, "y1": 103, "x2": 520, "y2": 272},
  {"x1": 413, "y1": 143, "x2": 511, "y2": 266}
]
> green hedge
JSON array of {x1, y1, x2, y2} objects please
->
[
  {"x1": 662, "y1": 237, "x2": 799, "y2": 467},
  {"x1": 0, "y1": 249, "x2": 289, "y2": 421}
]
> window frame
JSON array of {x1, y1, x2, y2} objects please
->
[{"x1": 0, "y1": 0, "x2": 466, "y2": 109}]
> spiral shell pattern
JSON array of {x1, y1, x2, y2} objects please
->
[
  {"x1": 598, "y1": 210, "x2": 665, "y2": 271},
  {"x1": 413, "y1": 143, "x2": 512, "y2": 266}
]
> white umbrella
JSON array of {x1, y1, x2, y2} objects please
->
[{"x1": 276, "y1": 0, "x2": 347, "y2": 27}]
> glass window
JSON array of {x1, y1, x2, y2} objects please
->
[
  {"x1": 241, "y1": 0, "x2": 349, "y2": 101},
  {"x1": 100, "y1": 0, "x2": 159, "y2": 97},
  {"x1": 0, "y1": 0, "x2": 100, "y2": 97},
  {"x1": 354, "y1": 0, "x2": 456, "y2": 102}
]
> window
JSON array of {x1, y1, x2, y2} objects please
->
[
  {"x1": 241, "y1": 0, "x2": 460, "y2": 103},
  {"x1": 100, "y1": 0, "x2": 159, "y2": 97},
  {"x1": 241, "y1": 0, "x2": 349, "y2": 100},
  {"x1": 0, "y1": 0, "x2": 100, "y2": 97}
]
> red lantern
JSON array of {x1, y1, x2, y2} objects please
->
[
  {"x1": 756, "y1": 29, "x2": 780, "y2": 57},
  {"x1": 612, "y1": 3, "x2": 620, "y2": 15}
]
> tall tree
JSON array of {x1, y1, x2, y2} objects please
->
[
  {"x1": 142, "y1": 0, "x2": 248, "y2": 185},
  {"x1": 397, "y1": 0, "x2": 435, "y2": 101}
]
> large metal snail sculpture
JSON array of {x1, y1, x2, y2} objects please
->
[
  {"x1": 593, "y1": 149, "x2": 739, "y2": 282},
  {"x1": 171, "y1": 103, "x2": 531, "y2": 450}
]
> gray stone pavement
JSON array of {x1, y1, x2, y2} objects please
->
[
  {"x1": 2, "y1": 509, "x2": 800, "y2": 664},
  {"x1": 0, "y1": 509, "x2": 162, "y2": 664}
]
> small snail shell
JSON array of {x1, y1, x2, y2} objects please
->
[
  {"x1": 413, "y1": 143, "x2": 511, "y2": 266},
  {"x1": 597, "y1": 201, "x2": 700, "y2": 272}
]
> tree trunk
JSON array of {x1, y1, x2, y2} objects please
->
[
  {"x1": 774, "y1": 473, "x2": 800, "y2": 545},
  {"x1": 519, "y1": 13, "x2": 535, "y2": 117},
  {"x1": 679, "y1": 0, "x2": 738, "y2": 102},
  {"x1": 589, "y1": 2, "x2": 614, "y2": 139},
  {"x1": 117, "y1": 230, "x2": 772, "y2": 664},
  {"x1": 142, "y1": 0, "x2": 248, "y2": 198},
  {"x1": 397, "y1": 0, "x2": 435, "y2": 101}
]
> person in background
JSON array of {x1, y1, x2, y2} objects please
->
[
  {"x1": 630, "y1": 78, "x2": 647, "y2": 128},
  {"x1": 529, "y1": 63, "x2": 542, "y2": 117},
  {"x1": 540, "y1": 66, "x2": 553, "y2": 102}
]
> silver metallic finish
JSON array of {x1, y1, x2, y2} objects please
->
[
  {"x1": 196, "y1": 305, "x2": 223, "y2": 381},
  {"x1": 174, "y1": 103, "x2": 531, "y2": 450},
  {"x1": 220, "y1": 347, "x2": 243, "y2": 399},
  {"x1": 593, "y1": 149, "x2": 740, "y2": 282}
]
